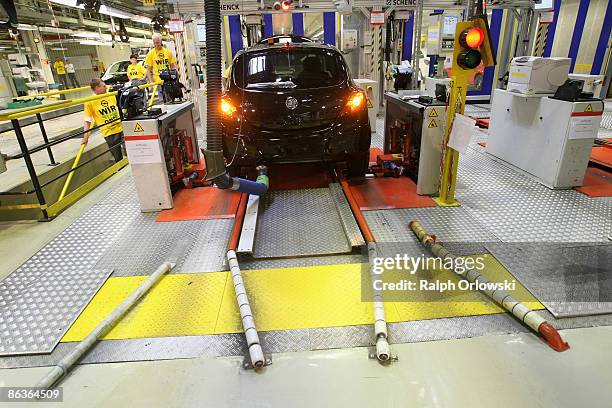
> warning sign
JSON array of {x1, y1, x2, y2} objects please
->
[
  {"x1": 428, "y1": 119, "x2": 438, "y2": 128},
  {"x1": 585, "y1": 104, "x2": 593, "y2": 112},
  {"x1": 429, "y1": 109, "x2": 438, "y2": 118},
  {"x1": 133, "y1": 123, "x2": 144, "y2": 132},
  {"x1": 367, "y1": 99, "x2": 373, "y2": 108}
]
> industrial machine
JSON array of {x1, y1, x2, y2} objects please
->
[
  {"x1": 487, "y1": 88, "x2": 603, "y2": 189},
  {"x1": 568, "y1": 74, "x2": 605, "y2": 98},
  {"x1": 507, "y1": 57, "x2": 571, "y2": 95},
  {"x1": 123, "y1": 101, "x2": 204, "y2": 211},
  {"x1": 382, "y1": 93, "x2": 447, "y2": 195}
]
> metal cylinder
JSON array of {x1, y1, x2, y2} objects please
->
[
  {"x1": 227, "y1": 250, "x2": 265, "y2": 368},
  {"x1": 35, "y1": 262, "x2": 174, "y2": 390},
  {"x1": 409, "y1": 220, "x2": 569, "y2": 351}
]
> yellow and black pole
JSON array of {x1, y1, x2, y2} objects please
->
[{"x1": 435, "y1": 17, "x2": 496, "y2": 206}]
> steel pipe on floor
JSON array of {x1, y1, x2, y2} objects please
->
[
  {"x1": 227, "y1": 193, "x2": 265, "y2": 368},
  {"x1": 35, "y1": 262, "x2": 174, "y2": 390},
  {"x1": 409, "y1": 220, "x2": 569, "y2": 352},
  {"x1": 340, "y1": 179, "x2": 391, "y2": 362}
]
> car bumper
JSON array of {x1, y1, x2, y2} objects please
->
[{"x1": 222, "y1": 119, "x2": 369, "y2": 165}]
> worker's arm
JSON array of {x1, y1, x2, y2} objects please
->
[
  {"x1": 82, "y1": 121, "x2": 91, "y2": 145},
  {"x1": 170, "y1": 61, "x2": 177, "y2": 71},
  {"x1": 146, "y1": 65, "x2": 153, "y2": 83}
]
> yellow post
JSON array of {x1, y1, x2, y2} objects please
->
[
  {"x1": 436, "y1": 71, "x2": 469, "y2": 207},
  {"x1": 147, "y1": 85, "x2": 158, "y2": 108},
  {"x1": 58, "y1": 143, "x2": 86, "y2": 202}
]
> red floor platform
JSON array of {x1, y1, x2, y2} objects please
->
[
  {"x1": 347, "y1": 177, "x2": 437, "y2": 210},
  {"x1": 576, "y1": 167, "x2": 612, "y2": 197},
  {"x1": 590, "y1": 140, "x2": 612, "y2": 170},
  {"x1": 156, "y1": 187, "x2": 241, "y2": 222}
]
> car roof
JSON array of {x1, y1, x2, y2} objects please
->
[{"x1": 235, "y1": 42, "x2": 340, "y2": 58}]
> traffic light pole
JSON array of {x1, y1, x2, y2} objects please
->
[
  {"x1": 434, "y1": 21, "x2": 474, "y2": 207},
  {"x1": 435, "y1": 17, "x2": 495, "y2": 207}
]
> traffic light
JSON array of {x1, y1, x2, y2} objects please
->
[
  {"x1": 453, "y1": 18, "x2": 495, "y2": 71},
  {"x1": 457, "y1": 26, "x2": 484, "y2": 69},
  {"x1": 273, "y1": 0, "x2": 292, "y2": 11}
]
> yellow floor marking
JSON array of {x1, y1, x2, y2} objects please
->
[{"x1": 61, "y1": 257, "x2": 543, "y2": 342}]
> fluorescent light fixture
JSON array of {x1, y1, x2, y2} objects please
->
[
  {"x1": 49, "y1": 0, "x2": 78, "y2": 6},
  {"x1": 80, "y1": 39, "x2": 112, "y2": 46},
  {"x1": 72, "y1": 31, "x2": 99, "y2": 38},
  {"x1": 17, "y1": 24, "x2": 36, "y2": 31},
  {"x1": 99, "y1": 5, "x2": 133, "y2": 20},
  {"x1": 133, "y1": 16, "x2": 152, "y2": 25},
  {"x1": 38, "y1": 26, "x2": 73, "y2": 34}
]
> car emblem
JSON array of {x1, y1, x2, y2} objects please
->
[{"x1": 285, "y1": 97, "x2": 298, "y2": 110}]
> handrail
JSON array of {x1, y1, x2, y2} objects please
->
[
  {"x1": 0, "y1": 81, "x2": 162, "y2": 122},
  {"x1": 14, "y1": 85, "x2": 91, "y2": 100}
]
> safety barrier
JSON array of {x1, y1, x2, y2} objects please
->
[{"x1": 0, "y1": 82, "x2": 161, "y2": 220}]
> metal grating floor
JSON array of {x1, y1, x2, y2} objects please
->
[{"x1": 252, "y1": 187, "x2": 358, "y2": 258}]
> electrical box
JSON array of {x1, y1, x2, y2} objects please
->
[
  {"x1": 123, "y1": 101, "x2": 200, "y2": 211},
  {"x1": 488, "y1": 89, "x2": 603, "y2": 188},
  {"x1": 343, "y1": 29, "x2": 358, "y2": 50},
  {"x1": 384, "y1": 93, "x2": 447, "y2": 195}
]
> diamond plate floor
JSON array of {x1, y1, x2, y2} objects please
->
[
  {"x1": 1, "y1": 112, "x2": 612, "y2": 363},
  {"x1": 486, "y1": 243, "x2": 612, "y2": 317},
  {"x1": 252, "y1": 188, "x2": 355, "y2": 258}
]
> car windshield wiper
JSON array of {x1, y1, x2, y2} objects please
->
[{"x1": 246, "y1": 81, "x2": 297, "y2": 89}]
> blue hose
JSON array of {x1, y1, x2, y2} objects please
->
[{"x1": 215, "y1": 165, "x2": 269, "y2": 196}]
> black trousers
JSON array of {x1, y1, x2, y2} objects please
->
[{"x1": 105, "y1": 132, "x2": 124, "y2": 163}]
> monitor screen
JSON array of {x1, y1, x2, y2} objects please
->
[
  {"x1": 442, "y1": 16, "x2": 459, "y2": 36},
  {"x1": 197, "y1": 24, "x2": 206, "y2": 43}
]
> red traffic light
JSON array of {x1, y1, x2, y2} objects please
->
[{"x1": 460, "y1": 27, "x2": 484, "y2": 49}]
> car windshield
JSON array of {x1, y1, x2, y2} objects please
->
[
  {"x1": 107, "y1": 61, "x2": 132, "y2": 74},
  {"x1": 233, "y1": 48, "x2": 345, "y2": 90}
]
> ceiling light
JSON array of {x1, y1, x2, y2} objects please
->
[
  {"x1": 80, "y1": 39, "x2": 112, "y2": 46},
  {"x1": 132, "y1": 16, "x2": 152, "y2": 25},
  {"x1": 49, "y1": 0, "x2": 78, "y2": 6},
  {"x1": 72, "y1": 31, "x2": 99, "y2": 38},
  {"x1": 17, "y1": 24, "x2": 36, "y2": 31},
  {"x1": 98, "y1": 5, "x2": 133, "y2": 20}
]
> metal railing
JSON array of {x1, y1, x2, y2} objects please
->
[{"x1": 0, "y1": 82, "x2": 161, "y2": 220}]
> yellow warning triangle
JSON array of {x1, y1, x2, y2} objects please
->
[
  {"x1": 428, "y1": 119, "x2": 437, "y2": 128},
  {"x1": 585, "y1": 104, "x2": 593, "y2": 112},
  {"x1": 367, "y1": 99, "x2": 373, "y2": 108},
  {"x1": 429, "y1": 109, "x2": 438, "y2": 118},
  {"x1": 134, "y1": 123, "x2": 144, "y2": 132}
]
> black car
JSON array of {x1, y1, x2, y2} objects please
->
[{"x1": 221, "y1": 39, "x2": 371, "y2": 177}]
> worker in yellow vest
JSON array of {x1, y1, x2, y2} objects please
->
[
  {"x1": 53, "y1": 57, "x2": 68, "y2": 90},
  {"x1": 82, "y1": 79, "x2": 124, "y2": 163},
  {"x1": 145, "y1": 33, "x2": 177, "y2": 102},
  {"x1": 127, "y1": 54, "x2": 146, "y2": 82}
]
